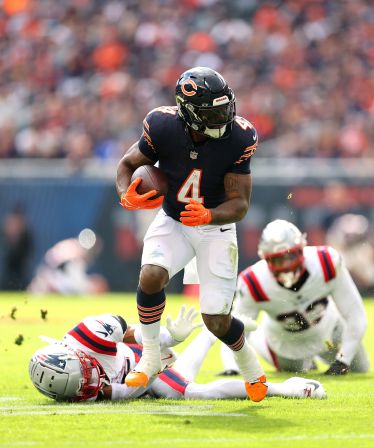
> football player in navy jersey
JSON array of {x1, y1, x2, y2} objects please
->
[{"x1": 116, "y1": 67, "x2": 267, "y2": 402}]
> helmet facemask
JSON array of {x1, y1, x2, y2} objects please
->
[
  {"x1": 179, "y1": 98, "x2": 236, "y2": 139},
  {"x1": 74, "y1": 349, "x2": 106, "y2": 402},
  {"x1": 264, "y1": 246, "x2": 305, "y2": 288}
]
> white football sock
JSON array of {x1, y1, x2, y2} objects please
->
[
  {"x1": 232, "y1": 340, "x2": 264, "y2": 383},
  {"x1": 185, "y1": 379, "x2": 247, "y2": 400},
  {"x1": 134, "y1": 322, "x2": 161, "y2": 375}
]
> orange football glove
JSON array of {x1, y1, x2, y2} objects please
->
[
  {"x1": 180, "y1": 199, "x2": 212, "y2": 226},
  {"x1": 120, "y1": 178, "x2": 164, "y2": 210}
]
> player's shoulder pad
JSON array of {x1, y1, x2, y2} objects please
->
[
  {"x1": 238, "y1": 260, "x2": 270, "y2": 303},
  {"x1": 142, "y1": 106, "x2": 179, "y2": 147},
  {"x1": 232, "y1": 116, "x2": 258, "y2": 164},
  {"x1": 144, "y1": 106, "x2": 178, "y2": 129},
  {"x1": 315, "y1": 245, "x2": 341, "y2": 282}
]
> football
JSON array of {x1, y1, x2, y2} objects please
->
[{"x1": 131, "y1": 165, "x2": 168, "y2": 198}]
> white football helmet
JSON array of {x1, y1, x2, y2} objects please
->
[
  {"x1": 29, "y1": 344, "x2": 106, "y2": 402},
  {"x1": 258, "y1": 220, "x2": 307, "y2": 287}
]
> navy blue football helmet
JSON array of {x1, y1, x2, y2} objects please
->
[{"x1": 175, "y1": 67, "x2": 236, "y2": 138}]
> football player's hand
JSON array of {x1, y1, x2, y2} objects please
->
[
  {"x1": 325, "y1": 359, "x2": 349, "y2": 375},
  {"x1": 166, "y1": 305, "x2": 203, "y2": 343},
  {"x1": 120, "y1": 178, "x2": 164, "y2": 210},
  {"x1": 180, "y1": 199, "x2": 212, "y2": 226}
]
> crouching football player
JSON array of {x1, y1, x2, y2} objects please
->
[
  {"x1": 29, "y1": 306, "x2": 326, "y2": 402},
  {"x1": 219, "y1": 220, "x2": 370, "y2": 376}
]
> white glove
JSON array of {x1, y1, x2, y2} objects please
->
[{"x1": 166, "y1": 305, "x2": 203, "y2": 343}]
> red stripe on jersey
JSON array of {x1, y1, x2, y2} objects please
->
[
  {"x1": 158, "y1": 367, "x2": 189, "y2": 394},
  {"x1": 317, "y1": 246, "x2": 336, "y2": 282},
  {"x1": 241, "y1": 268, "x2": 269, "y2": 302},
  {"x1": 76, "y1": 322, "x2": 117, "y2": 348},
  {"x1": 67, "y1": 322, "x2": 117, "y2": 356}
]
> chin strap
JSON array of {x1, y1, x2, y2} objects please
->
[{"x1": 203, "y1": 125, "x2": 227, "y2": 139}]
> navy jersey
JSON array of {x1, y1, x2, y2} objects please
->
[{"x1": 138, "y1": 106, "x2": 258, "y2": 221}]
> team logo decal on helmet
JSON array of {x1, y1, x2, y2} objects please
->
[{"x1": 181, "y1": 79, "x2": 197, "y2": 97}]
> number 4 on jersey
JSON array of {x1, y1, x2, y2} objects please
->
[{"x1": 177, "y1": 169, "x2": 203, "y2": 204}]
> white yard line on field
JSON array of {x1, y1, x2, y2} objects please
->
[
  {"x1": 0, "y1": 403, "x2": 246, "y2": 418},
  {"x1": 0, "y1": 408, "x2": 247, "y2": 417},
  {"x1": 1, "y1": 434, "x2": 374, "y2": 447},
  {"x1": 0, "y1": 403, "x2": 212, "y2": 412}
]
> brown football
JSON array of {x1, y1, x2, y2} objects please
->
[{"x1": 131, "y1": 165, "x2": 168, "y2": 198}]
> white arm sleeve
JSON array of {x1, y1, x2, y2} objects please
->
[
  {"x1": 332, "y1": 261, "x2": 367, "y2": 365},
  {"x1": 133, "y1": 325, "x2": 175, "y2": 347}
]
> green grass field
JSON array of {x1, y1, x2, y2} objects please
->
[{"x1": 0, "y1": 293, "x2": 373, "y2": 447}]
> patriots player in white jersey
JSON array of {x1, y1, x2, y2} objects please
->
[
  {"x1": 220, "y1": 219, "x2": 370, "y2": 376},
  {"x1": 29, "y1": 306, "x2": 326, "y2": 402}
]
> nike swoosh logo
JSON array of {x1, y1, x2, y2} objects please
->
[
  {"x1": 161, "y1": 353, "x2": 174, "y2": 361},
  {"x1": 96, "y1": 331, "x2": 109, "y2": 337},
  {"x1": 220, "y1": 228, "x2": 231, "y2": 232}
]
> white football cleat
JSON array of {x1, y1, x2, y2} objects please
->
[{"x1": 283, "y1": 377, "x2": 327, "y2": 399}]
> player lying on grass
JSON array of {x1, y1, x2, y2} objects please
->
[
  {"x1": 219, "y1": 219, "x2": 370, "y2": 377},
  {"x1": 29, "y1": 306, "x2": 326, "y2": 402}
]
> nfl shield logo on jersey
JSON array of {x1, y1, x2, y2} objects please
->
[{"x1": 190, "y1": 150, "x2": 198, "y2": 159}]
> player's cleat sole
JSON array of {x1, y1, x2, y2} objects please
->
[
  {"x1": 245, "y1": 375, "x2": 268, "y2": 402},
  {"x1": 125, "y1": 371, "x2": 150, "y2": 387}
]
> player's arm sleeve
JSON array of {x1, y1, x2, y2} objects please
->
[
  {"x1": 138, "y1": 111, "x2": 159, "y2": 163},
  {"x1": 133, "y1": 324, "x2": 176, "y2": 347},
  {"x1": 331, "y1": 254, "x2": 368, "y2": 365},
  {"x1": 228, "y1": 125, "x2": 258, "y2": 175}
]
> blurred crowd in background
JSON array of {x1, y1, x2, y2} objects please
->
[
  {"x1": 0, "y1": 0, "x2": 373, "y2": 161},
  {"x1": 0, "y1": 0, "x2": 373, "y2": 295}
]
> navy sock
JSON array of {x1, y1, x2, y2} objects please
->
[
  {"x1": 217, "y1": 317, "x2": 245, "y2": 351},
  {"x1": 136, "y1": 286, "x2": 166, "y2": 325}
]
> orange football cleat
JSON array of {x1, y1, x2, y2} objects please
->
[
  {"x1": 125, "y1": 371, "x2": 150, "y2": 388},
  {"x1": 245, "y1": 375, "x2": 268, "y2": 402}
]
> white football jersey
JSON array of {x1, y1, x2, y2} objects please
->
[
  {"x1": 63, "y1": 314, "x2": 136, "y2": 384},
  {"x1": 234, "y1": 246, "x2": 367, "y2": 362},
  {"x1": 61, "y1": 313, "x2": 179, "y2": 400}
]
